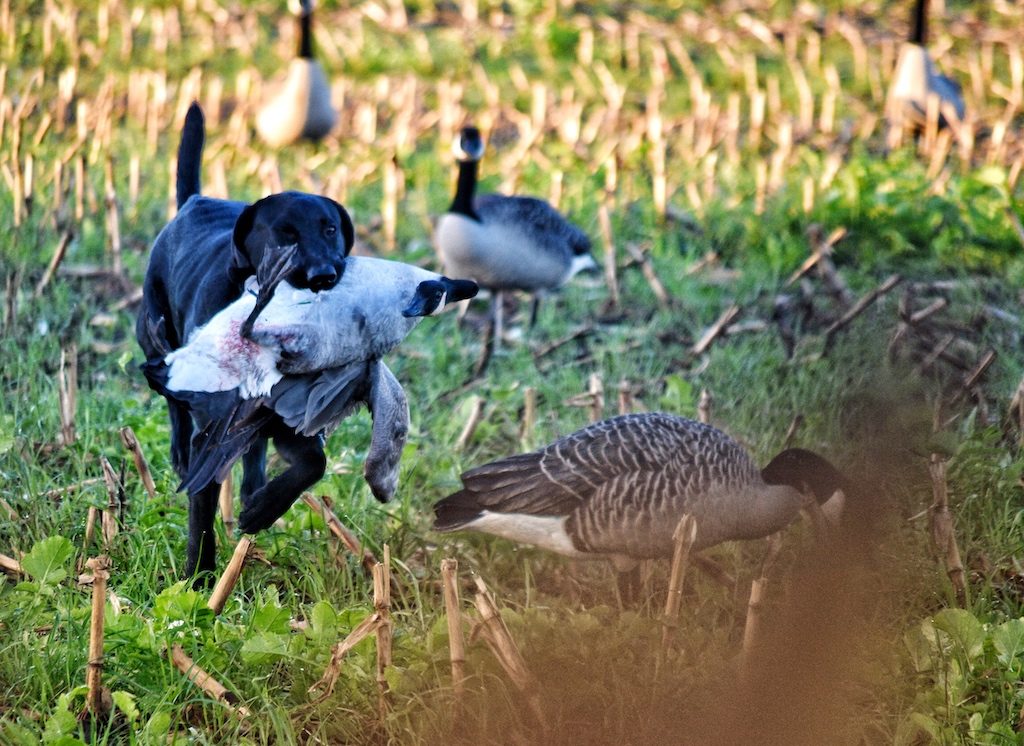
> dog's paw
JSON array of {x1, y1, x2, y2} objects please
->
[{"x1": 237, "y1": 503, "x2": 277, "y2": 534}]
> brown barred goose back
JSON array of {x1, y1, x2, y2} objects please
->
[{"x1": 434, "y1": 413, "x2": 848, "y2": 568}]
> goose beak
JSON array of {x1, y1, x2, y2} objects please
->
[
  {"x1": 445, "y1": 278, "x2": 479, "y2": 302},
  {"x1": 572, "y1": 253, "x2": 601, "y2": 277}
]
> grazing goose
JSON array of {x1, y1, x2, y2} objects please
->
[
  {"x1": 255, "y1": 0, "x2": 337, "y2": 147},
  {"x1": 887, "y1": 0, "x2": 964, "y2": 130},
  {"x1": 434, "y1": 413, "x2": 849, "y2": 577},
  {"x1": 141, "y1": 255, "x2": 477, "y2": 528},
  {"x1": 433, "y1": 125, "x2": 597, "y2": 347}
]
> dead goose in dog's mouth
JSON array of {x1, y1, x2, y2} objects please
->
[{"x1": 142, "y1": 255, "x2": 477, "y2": 501}]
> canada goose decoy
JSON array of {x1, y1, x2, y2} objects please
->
[
  {"x1": 255, "y1": 0, "x2": 337, "y2": 147},
  {"x1": 887, "y1": 0, "x2": 964, "y2": 131},
  {"x1": 142, "y1": 253, "x2": 478, "y2": 500},
  {"x1": 433, "y1": 125, "x2": 597, "y2": 350},
  {"x1": 434, "y1": 413, "x2": 849, "y2": 587}
]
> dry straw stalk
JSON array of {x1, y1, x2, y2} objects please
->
[
  {"x1": 169, "y1": 644, "x2": 251, "y2": 718},
  {"x1": 661, "y1": 514, "x2": 698, "y2": 651},
  {"x1": 928, "y1": 454, "x2": 967, "y2": 606},
  {"x1": 207, "y1": 537, "x2": 252, "y2": 615},
  {"x1": 301, "y1": 492, "x2": 378, "y2": 573},
  {"x1": 84, "y1": 555, "x2": 111, "y2": 718},
  {"x1": 441, "y1": 558, "x2": 466, "y2": 696},
  {"x1": 119, "y1": 426, "x2": 157, "y2": 500}
]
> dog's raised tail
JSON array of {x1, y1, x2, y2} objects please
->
[{"x1": 176, "y1": 102, "x2": 205, "y2": 208}]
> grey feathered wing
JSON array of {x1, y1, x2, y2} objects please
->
[
  {"x1": 270, "y1": 360, "x2": 372, "y2": 436},
  {"x1": 433, "y1": 414, "x2": 762, "y2": 546},
  {"x1": 177, "y1": 359, "x2": 377, "y2": 495},
  {"x1": 474, "y1": 194, "x2": 590, "y2": 256},
  {"x1": 178, "y1": 399, "x2": 274, "y2": 494},
  {"x1": 434, "y1": 415, "x2": 667, "y2": 530}
]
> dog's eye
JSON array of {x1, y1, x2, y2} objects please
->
[{"x1": 324, "y1": 225, "x2": 337, "y2": 237}]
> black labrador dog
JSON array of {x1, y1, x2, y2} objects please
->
[{"x1": 137, "y1": 102, "x2": 354, "y2": 580}]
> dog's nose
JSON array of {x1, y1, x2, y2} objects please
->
[{"x1": 307, "y1": 267, "x2": 338, "y2": 291}]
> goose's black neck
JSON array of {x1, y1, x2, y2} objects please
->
[
  {"x1": 910, "y1": 0, "x2": 928, "y2": 46},
  {"x1": 449, "y1": 159, "x2": 480, "y2": 220},
  {"x1": 298, "y1": 9, "x2": 314, "y2": 59}
]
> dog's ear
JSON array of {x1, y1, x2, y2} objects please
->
[
  {"x1": 229, "y1": 202, "x2": 261, "y2": 282},
  {"x1": 329, "y1": 199, "x2": 355, "y2": 256}
]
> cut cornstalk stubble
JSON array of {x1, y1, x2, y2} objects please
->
[
  {"x1": 58, "y1": 343, "x2": 77, "y2": 447},
  {"x1": 661, "y1": 514, "x2": 698, "y2": 653},
  {"x1": 219, "y1": 475, "x2": 234, "y2": 534},
  {"x1": 441, "y1": 558, "x2": 466, "y2": 697},
  {"x1": 83, "y1": 556, "x2": 112, "y2": 719},
  {"x1": 0, "y1": 552, "x2": 23, "y2": 577},
  {"x1": 742, "y1": 532, "x2": 784, "y2": 662},
  {"x1": 928, "y1": 454, "x2": 966, "y2": 606},
  {"x1": 119, "y1": 426, "x2": 156, "y2": 500},
  {"x1": 822, "y1": 274, "x2": 902, "y2": 354},
  {"x1": 456, "y1": 396, "x2": 486, "y2": 451},
  {"x1": 691, "y1": 305, "x2": 742, "y2": 358},
  {"x1": 169, "y1": 644, "x2": 251, "y2": 718},
  {"x1": 98, "y1": 456, "x2": 122, "y2": 548},
  {"x1": 207, "y1": 537, "x2": 252, "y2": 615},
  {"x1": 309, "y1": 604, "x2": 388, "y2": 703},
  {"x1": 471, "y1": 575, "x2": 546, "y2": 729},
  {"x1": 301, "y1": 493, "x2": 378, "y2": 573},
  {"x1": 697, "y1": 388, "x2": 713, "y2": 425},
  {"x1": 374, "y1": 547, "x2": 392, "y2": 717}
]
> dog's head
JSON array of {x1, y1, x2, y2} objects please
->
[{"x1": 230, "y1": 191, "x2": 355, "y2": 291}]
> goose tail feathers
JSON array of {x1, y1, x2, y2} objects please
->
[{"x1": 433, "y1": 489, "x2": 485, "y2": 531}]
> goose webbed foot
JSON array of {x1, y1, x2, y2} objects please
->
[{"x1": 240, "y1": 243, "x2": 299, "y2": 339}]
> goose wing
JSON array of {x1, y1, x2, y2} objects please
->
[
  {"x1": 177, "y1": 398, "x2": 274, "y2": 494},
  {"x1": 171, "y1": 361, "x2": 369, "y2": 495},
  {"x1": 268, "y1": 359, "x2": 373, "y2": 437},
  {"x1": 474, "y1": 194, "x2": 589, "y2": 255},
  {"x1": 435, "y1": 413, "x2": 698, "y2": 529}
]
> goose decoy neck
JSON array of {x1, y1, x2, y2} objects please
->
[
  {"x1": 449, "y1": 158, "x2": 480, "y2": 220},
  {"x1": 298, "y1": 0, "x2": 315, "y2": 59},
  {"x1": 909, "y1": 0, "x2": 928, "y2": 46},
  {"x1": 761, "y1": 447, "x2": 849, "y2": 505}
]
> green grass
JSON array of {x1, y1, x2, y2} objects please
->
[{"x1": 2, "y1": 0, "x2": 1024, "y2": 743}]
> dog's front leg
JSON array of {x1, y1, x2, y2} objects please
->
[
  {"x1": 239, "y1": 437, "x2": 269, "y2": 508},
  {"x1": 185, "y1": 481, "x2": 220, "y2": 586},
  {"x1": 237, "y1": 431, "x2": 327, "y2": 533}
]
